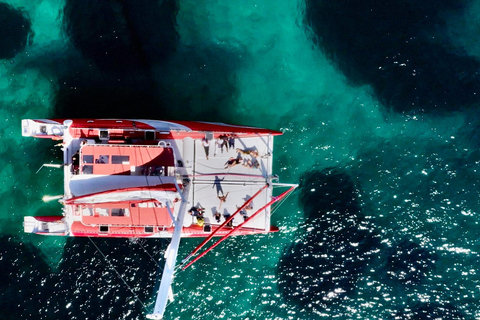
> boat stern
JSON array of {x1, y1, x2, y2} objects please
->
[
  {"x1": 21, "y1": 119, "x2": 65, "y2": 139},
  {"x1": 23, "y1": 216, "x2": 68, "y2": 236}
]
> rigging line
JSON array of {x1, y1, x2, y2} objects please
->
[
  {"x1": 88, "y1": 237, "x2": 147, "y2": 310},
  {"x1": 270, "y1": 199, "x2": 285, "y2": 216},
  {"x1": 181, "y1": 183, "x2": 269, "y2": 265},
  {"x1": 190, "y1": 172, "x2": 266, "y2": 180},
  {"x1": 137, "y1": 240, "x2": 163, "y2": 270},
  {"x1": 192, "y1": 179, "x2": 267, "y2": 185},
  {"x1": 270, "y1": 190, "x2": 292, "y2": 215},
  {"x1": 182, "y1": 185, "x2": 297, "y2": 270},
  {"x1": 271, "y1": 185, "x2": 298, "y2": 216}
]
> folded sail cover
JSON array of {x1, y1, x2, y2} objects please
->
[
  {"x1": 65, "y1": 185, "x2": 180, "y2": 205},
  {"x1": 69, "y1": 144, "x2": 177, "y2": 197}
]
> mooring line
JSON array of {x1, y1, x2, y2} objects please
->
[
  {"x1": 88, "y1": 237, "x2": 147, "y2": 310},
  {"x1": 137, "y1": 239, "x2": 163, "y2": 270}
]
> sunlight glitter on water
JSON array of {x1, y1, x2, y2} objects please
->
[{"x1": 2, "y1": 0, "x2": 480, "y2": 319}]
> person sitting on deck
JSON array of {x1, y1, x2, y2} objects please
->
[
  {"x1": 188, "y1": 206, "x2": 205, "y2": 217},
  {"x1": 214, "y1": 210, "x2": 221, "y2": 223},
  {"x1": 224, "y1": 214, "x2": 233, "y2": 227},
  {"x1": 196, "y1": 216, "x2": 204, "y2": 227},
  {"x1": 235, "y1": 205, "x2": 249, "y2": 221},
  {"x1": 243, "y1": 158, "x2": 260, "y2": 169},
  {"x1": 224, "y1": 156, "x2": 242, "y2": 169}
]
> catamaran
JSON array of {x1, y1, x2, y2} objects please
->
[{"x1": 21, "y1": 118, "x2": 297, "y2": 319}]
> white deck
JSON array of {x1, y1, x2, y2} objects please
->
[{"x1": 184, "y1": 135, "x2": 274, "y2": 230}]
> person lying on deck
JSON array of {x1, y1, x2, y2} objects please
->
[
  {"x1": 224, "y1": 156, "x2": 242, "y2": 169},
  {"x1": 235, "y1": 148, "x2": 259, "y2": 157},
  {"x1": 218, "y1": 192, "x2": 229, "y2": 209}
]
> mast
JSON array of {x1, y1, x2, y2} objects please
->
[{"x1": 146, "y1": 181, "x2": 190, "y2": 319}]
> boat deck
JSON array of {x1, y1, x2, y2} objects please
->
[
  {"x1": 61, "y1": 134, "x2": 275, "y2": 236},
  {"x1": 185, "y1": 135, "x2": 274, "y2": 231}
]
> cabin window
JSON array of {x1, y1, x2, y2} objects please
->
[
  {"x1": 143, "y1": 166, "x2": 163, "y2": 176},
  {"x1": 82, "y1": 207, "x2": 93, "y2": 216},
  {"x1": 99, "y1": 226, "x2": 109, "y2": 233},
  {"x1": 95, "y1": 155, "x2": 109, "y2": 164},
  {"x1": 138, "y1": 202, "x2": 157, "y2": 208},
  {"x1": 99, "y1": 130, "x2": 109, "y2": 140},
  {"x1": 145, "y1": 226, "x2": 154, "y2": 233},
  {"x1": 112, "y1": 155, "x2": 129, "y2": 164},
  {"x1": 145, "y1": 131, "x2": 155, "y2": 140},
  {"x1": 82, "y1": 165, "x2": 93, "y2": 174},
  {"x1": 95, "y1": 208, "x2": 109, "y2": 216},
  {"x1": 82, "y1": 155, "x2": 94, "y2": 164},
  {"x1": 112, "y1": 208, "x2": 129, "y2": 217}
]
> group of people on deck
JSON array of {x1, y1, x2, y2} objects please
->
[
  {"x1": 201, "y1": 134, "x2": 261, "y2": 170},
  {"x1": 201, "y1": 134, "x2": 235, "y2": 160},
  {"x1": 225, "y1": 148, "x2": 260, "y2": 169},
  {"x1": 188, "y1": 176, "x2": 252, "y2": 227},
  {"x1": 188, "y1": 199, "x2": 250, "y2": 227},
  {"x1": 193, "y1": 135, "x2": 259, "y2": 227}
]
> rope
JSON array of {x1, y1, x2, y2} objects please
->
[
  {"x1": 88, "y1": 237, "x2": 148, "y2": 310},
  {"x1": 270, "y1": 187, "x2": 295, "y2": 216},
  {"x1": 137, "y1": 240, "x2": 163, "y2": 270}
]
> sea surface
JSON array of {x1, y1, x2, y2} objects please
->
[{"x1": 1, "y1": 0, "x2": 480, "y2": 319}]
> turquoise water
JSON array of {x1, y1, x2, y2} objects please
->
[{"x1": 2, "y1": 0, "x2": 480, "y2": 319}]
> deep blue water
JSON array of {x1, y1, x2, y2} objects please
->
[{"x1": 1, "y1": 0, "x2": 480, "y2": 319}]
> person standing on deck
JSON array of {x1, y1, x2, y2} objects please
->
[
  {"x1": 202, "y1": 137, "x2": 210, "y2": 160},
  {"x1": 222, "y1": 135, "x2": 229, "y2": 152},
  {"x1": 228, "y1": 134, "x2": 235, "y2": 149},
  {"x1": 214, "y1": 137, "x2": 223, "y2": 156}
]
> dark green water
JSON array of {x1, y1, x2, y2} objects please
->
[{"x1": 2, "y1": 0, "x2": 480, "y2": 319}]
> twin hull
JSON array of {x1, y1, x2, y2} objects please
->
[{"x1": 22, "y1": 119, "x2": 283, "y2": 238}]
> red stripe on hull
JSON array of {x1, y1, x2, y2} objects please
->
[{"x1": 70, "y1": 221, "x2": 278, "y2": 238}]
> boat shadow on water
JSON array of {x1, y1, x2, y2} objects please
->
[
  {"x1": 277, "y1": 168, "x2": 381, "y2": 316},
  {"x1": 276, "y1": 168, "x2": 453, "y2": 319}
]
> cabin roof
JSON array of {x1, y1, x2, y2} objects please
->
[{"x1": 79, "y1": 144, "x2": 174, "y2": 175}]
